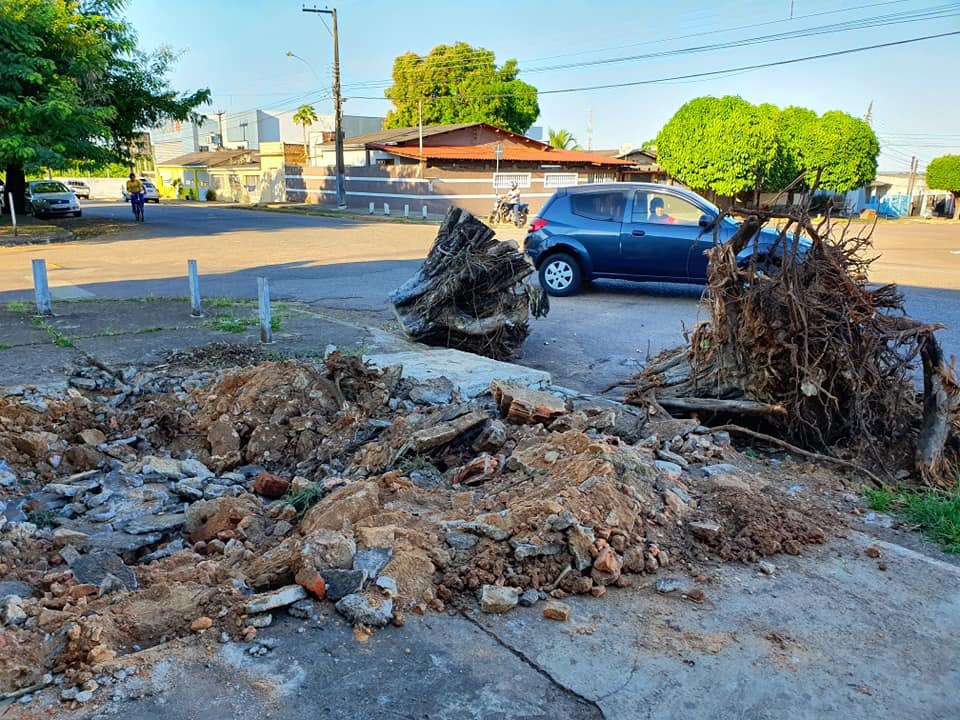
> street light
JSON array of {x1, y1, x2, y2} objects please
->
[{"x1": 285, "y1": 51, "x2": 320, "y2": 82}]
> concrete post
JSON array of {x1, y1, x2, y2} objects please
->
[
  {"x1": 187, "y1": 259, "x2": 203, "y2": 317},
  {"x1": 258, "y1": 277, "x2": 273, "y2": 344},
  {"x1": 369, "y1": 202, "x2": 375, "y2": 214},
  {"x1": 421, "y1": 206, "x2": 428, "y2": 219},
  {"x1": 8, "y1": 196, "x2": 17, "y2": 237},
  {"x1": 32, "y1": 259, "x2": 52, "y2": 316},
  {"x1": 404, "y1": 204, "x2": 409, "y2": 218},
  {"x1": 383, "y1": 203, "x2": 390, "y2": 216}
]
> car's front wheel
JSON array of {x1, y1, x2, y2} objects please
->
[{"x1": 539, "y1": 252, "x2": 582, "y2": 296}]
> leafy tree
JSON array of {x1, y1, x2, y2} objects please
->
[
  {"x1": 384, "y1": 42, "x2": 539, "y2": 134},
  {"x1": 0, "y1": 0, "x2": 209, "y2": 212},
  {"x1": 292, "y1": 104, "x2": 319, "y2": 163},
  {"x1": 655, "y1": 96, "x2": 780, "y2": 198},
  {"x1": 802, "y1": 111, "x2": 878, "y2": 192},
  {"x1": 922, "y1": 154, "x2": 960, "y2": 220},
  {"x1": 547, "y1": 128, "x2": 580, "y2": 150}
]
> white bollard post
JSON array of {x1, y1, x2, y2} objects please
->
[
  {"x1": 403, "y1": 204, "x2": 409, "y2": 218},
  {"x1": 383, "y1": 202, "x2": 390, "y2": 216},
  {"x1": 187, "y1": 259, "x2": 203, "y2": 317},
  {"x1": 8, "y1": 195, "x2": 17, "y2": 238},
  {"x1": 32, "y1": 259, "x2": 53, "y2": 316},
  {"x1": 421, "y1": 205, "x2": 428, "y2": 219},
  {"x1": 257, "y1": 277, "x2": 273, "y2": 344},
  {"x1": 368, "y1": 201, "x2": 375, "y2": 214}
]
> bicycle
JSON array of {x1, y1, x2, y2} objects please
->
[{"x1": 130, "y1": 191, "x2": 145, "y2": 222}]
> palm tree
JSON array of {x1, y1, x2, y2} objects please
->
[
  {"x1": 293, "y1": 104, "x2": 319, "y2": 164},
  {"x1": 548, "y1": 128, "x2": 581, "y2": 150}
]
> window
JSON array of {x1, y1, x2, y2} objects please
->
[
  {"x1": 493, "y1": 172, "x2": 531, "y2": 189},
  {"x1": 634, "y1": 191, "x2": 703, "y2": 225},
  {"x1": 244, "y1": 175, "x2": 258, "y2": 191},
  {"x1": 570, "y1": 191, "x2": 626, "y2": 221},
  {"x1": 543, "y1": 172, "x2": 578, "y2": 189}
]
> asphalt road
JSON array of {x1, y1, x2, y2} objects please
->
[{"x1": 1, "y1": 200, "x2": 958, "y2": 394}]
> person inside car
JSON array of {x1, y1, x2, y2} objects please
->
[{"x1": 649, "y1": 197, "x2": 676, "y2": 223}]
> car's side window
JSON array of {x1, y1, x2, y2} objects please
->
[
  {"x1": 646, "y1": 192, "x2": 703, "y2": 225},
  {"x1": 570, "y1": 192, "x2": 625, "y2": 222}
]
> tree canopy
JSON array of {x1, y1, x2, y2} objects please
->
[
  {"x1": 925, "y1": 154, "x2": 960, "y2": 220},
  {"x1": 384, "y1": 42, "x2": 539, "y2": 134},
  {"x1": 547, "y1": 128, "x2": 580, "y2": 150},
  {"x1": 655, "y1": 96, "x2": 879, "y2": 199},
  {"x1": 0, "y1": 0, "x2": 209, "y2": 209}
]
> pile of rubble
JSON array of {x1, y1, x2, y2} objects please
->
[{"x1": 0, "y1": 350, "x2": 834, "y2": 703}]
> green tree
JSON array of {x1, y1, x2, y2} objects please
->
[
  {"x1": 655, "y1": 95, "x2": 780, "y2": 199},
  {"x1": 0, "y1": 0, "x2": 209, "y2": 212},
  {"x1": 802, "y1": 111, "x2": 878, "y2": 192},
  {"x1": 547, "y1": 128, "x2": 580, "y2": 150},
  {"x1": 292, "y1": 104, "x2": 319, "y2": 163},
  {"x1": 384, "y1": 42, "x2": 539, "y2": 134},
  {"x1": 926, "y1": 154, "x2": 960, "y2": 220}
]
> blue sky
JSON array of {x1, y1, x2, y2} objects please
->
[{"x1": 125, "y1": 0, "x2": 960, "y2": 172}]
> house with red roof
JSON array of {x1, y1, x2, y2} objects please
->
[{"x1": 292, "y1": 122, "x2": 638, "y2": 217}]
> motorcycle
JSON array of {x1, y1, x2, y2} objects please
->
[{"x1": 488, "y1": 195, "x2": 529, "y2": 228}]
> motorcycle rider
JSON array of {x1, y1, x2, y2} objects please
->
[{"x1": 504, "y1": 181, "x2": 522, "y2": 226}]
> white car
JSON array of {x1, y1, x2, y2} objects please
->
[
  {"x1": 122, "y1": 180, "x2": 161, "y2": 203},
  {"x1": 65, "y1": 180, "x2": 91, "y2": 199},
  {"x1": 25, "y1": 181, "x2": 82, "y2": 218}
]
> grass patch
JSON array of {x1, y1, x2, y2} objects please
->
[
  {"x1": 32, "y1": 318, "x2": 73, "y2": 347},
  {"x1": 283, "y1": 484, "x2": 328, "y2": 516},
  {"x1": 866, "y1": 485, "x2": 960, "y2": 553},
  {"x1": 5, "y1": 301, "x2": 31, "y2": 314},
  {"x1": 207, "y1": 297, "x2": 241, "y2": 309},
  {"x1": 207, "y1": 309, "x2": 285, "y2": 334},
  {"x1": 27, "y1": 509, "x2": 61, "y2": 528},
  {"x1": 0, "y1": 344, "x2": 12, "y2": 351}
]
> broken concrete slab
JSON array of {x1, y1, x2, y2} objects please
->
[{"x1": 364, "y1": 347, "x2": 550, "y2": 400}]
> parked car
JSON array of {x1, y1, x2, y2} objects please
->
[
  {"x1": 524, "y1": 183, "x2": 807, "y2": 296},
  {"x1": 121, "y1": 180, "x2": 161, "y2": 203},
  {"x1": 65, "y1": 180, "x2": 90, "y2": 199},
  {"x1": 25, "y1": 180, "x2": 82, "y2": 218}
]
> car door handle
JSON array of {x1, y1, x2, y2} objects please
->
[{"x1": 631, "y1": 230, "x2": 645, "y2": 237}]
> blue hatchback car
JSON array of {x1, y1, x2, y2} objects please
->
[{"x1": 524, "y1": 183, "x2": 804, "y2": 296}]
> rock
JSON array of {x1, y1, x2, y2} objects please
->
[
  {"x1": 0, "y1": 462, "x2": 16, "y2": 487},
  {"x1": 141, "y1": 456, "x2": 184, "y2": 479},
  {"x1": 71, "y1": 552, "x2": 138, "y2": 592},
  {"x1": 52, "y1": 527, "x2": 89, "y2": 548},
  {"x1": 701, "y1": 463, "x2": 740, "y2": 477},
  {"x1": 758, "y1": 560, "x2": 777, "y2": 575},
  {"x1": 207, "y1": 417, "x2": 241, "y2": 457},
  {"x1": 655, "y1": 448, "x2": 689, "y2": 468},
  {"x1": 654, "y1": 460, "x2": 683, "y2": 482},
  {"x1": 300, "y1": 529, "x2": 356, "y2": 570},
  {"x1": 335, "y1": 591, "x2": 394, "y2": 628},
  {"x1": 408, "y1": 378, "x2": 455, "y2": 405},
  {"x1": 863, "y1": 512, "x2": 895, "y2": 528},
  {"x1": 300, "y1": 482, "x2": 379, "y2": 534},
  {"x1": 655, "y1": 577, "x2": 683, "y2": 594},
  {"x1": 0, "y1": 581, "x2": 32, "y2": 600},
  {"x1": 355, "y1": 525, "x2": 396, "y2": 549},
  {"x1": 688, "y1": 520, "x2": 722, "y2": 542},
  {"x1": 321, "y1": 569, "x2": 366, "y2": 601},
  {"x1": 567, "y1": 525, "x2": 596, "y2": 571},
  {"x1": 440, "y1": 520, "x2": 511, "y2": 542},
  {"x1": 480, "y1": 585, "x2": 519, "y2": 613},
  {"x1": 513, "y1": 542, "x2": 563, "y2": 560},
  {"x1": 180, "y1": 458, "x2": 213, "y2": 480},
  {"x1": 186, "y1": 496, "x2": 261, "y2": 544},
  {"x1": 1, "y1": 596, "x2": 27, "y2": 626},
  {"x1": 519, "y1": 589, "x2": 541, "y2": 607},
  {"x1": 79, "y1": 429, "x2": 106, "y2": 446},
  {"x1": 190, "y1": 616, "x2": 213, "y2": 632},
  {"x1": 245, "y1": 585, "x2": 307, "y2": 614},
  {"x1": 353, "y1": 547, "x2": 392, "y2": 580},
  {"x1": 375, "y1": 575, "x2": 398, "y2": 596},
  {"x1": 248, "y1": 613, "x2": 273, "y2": 628},
  {"x1": 74, "y1": 690, "x2": 94, "y2": 703},
  {"x1": 684, "y1": 588, "x2": 705, "y2": 603},
  {"x1": 445, "y1": 532, "x2": 479, "y2": 550},
  {"x1": 295, "y1": 568, "x2": 327, "y2": 599},
  {"x1": 593, "y1": 547, "x2": 621, "y2": 575},
  {"x1": 173, "y1": 481, "x2": 205, "y2": 502},
  {"x1": 287, "y1": 599, "x2": 315, "y2": 619},
  {"x1": 621, "y1": 546, "x2": 646, "y2": 573},
  {"x1": 252, "y1": 471, "x2": 290, "y2": 499},
  {"x1": 542, "y1": 600, "x2": 571, "y2": 621},
  {"x1": 472, "y1": 419, "x2": 508, "y2": 452},
  {"x1": 87, "y1": 644, "x2": 117, "y2": 665},
  {"x1": 865, "y1": 546, "x2": 881, "y2": 559},
  {"x1": 546, "y1": 510, "x2": 578, "y2": 532},
  {"x1": 124, "y1": 513, "x2": 186, "y2": 535}
]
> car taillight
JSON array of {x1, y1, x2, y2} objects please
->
[{"x1": 529, "y1": 217, "x2": 548, "y2": 233}]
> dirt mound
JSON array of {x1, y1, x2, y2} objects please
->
[{"x1": 0, "y1": 355, "x2": 839, "y2": 698}]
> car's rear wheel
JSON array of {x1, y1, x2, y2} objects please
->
[{"x1": 539, "y1": 252, "x2": 582, "y2": 296}]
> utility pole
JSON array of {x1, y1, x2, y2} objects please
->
[
  {"x1": 216, "y1": 110, "x2": 225, "y2": 148},
  {"x1": 864, "y1": 100, "x2": 873, "y2": 126},
  {"x1": 303, "y1": 5, "x2": 346, "y2": 209},
  {"x1": 906, "y1": 155, "x2": 918, "y2": 215},
  {"x1": 586, "y1": 108, "x2": 593, "y2": 151}
]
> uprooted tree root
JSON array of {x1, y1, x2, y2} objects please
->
[
  {"x1": 626, "y1": 207, "x2": 960, "y2": 487},
  {"x1": 390, "y1": 207, "x2": 547, "y2": 360}
]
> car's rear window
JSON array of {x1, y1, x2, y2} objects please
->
[{"x1": 569, "y1": 191, "x2": 625, "y2": 222}]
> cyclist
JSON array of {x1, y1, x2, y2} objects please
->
[{"x1": 126, "y1": 172, "x2": 145, "y2": 221}]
